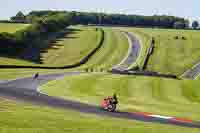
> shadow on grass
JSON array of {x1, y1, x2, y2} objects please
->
[
  {"x1": 0, "y1": 28, "x2": 104, "y2": 69},
  {"x1": 0, "y1": 28, "x2": 81, "y2": 65}
]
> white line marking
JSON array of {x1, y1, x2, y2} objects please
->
[
  {"x1": 112, "y1": 31, "x2": 132, "y2": 69},
  {"x1": 181, "y1": 62, "x2": 200, "y2": 78},
  {"x1": 195, "y1": 74, "x2": 200, "y2": 80},
  {"x1": 149, "y1": 115, "x2": 173, "y2": 119}
]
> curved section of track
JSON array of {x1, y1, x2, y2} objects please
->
[
  {"x1": 112, "y1": 32, "x2": 141, "y2": 71},
  {"x1": 0, "y1": 72, "x2": 199, "y2": 128},
  {"x1": 181, "y1": 62, "x2": 200, "y2": 79}
]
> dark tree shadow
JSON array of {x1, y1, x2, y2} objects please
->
[{"x1": 0, "y1": 28, "x2": 81, "y2": 65}]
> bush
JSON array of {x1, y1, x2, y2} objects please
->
[
  {"x1": 0, "y1": 13, "x2": 71, "y2": 56},
  {"x1": 0, "y1": 32, "x2": 22, "y2": 55},
  {"x1": 0, "y1": 32, "x2": 17, "y2": 45},
  {"x1": 173, "y1": 21, "x2": 187, "y2": 29},
  {"x1": 182, "y1": 36, "x2": 186, "y2": 40},
  {"x1": 174, "y1": 36, "x2": 179, "y2": 39}
]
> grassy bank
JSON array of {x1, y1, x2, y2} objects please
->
[
  {"x1": 0, "y1": 97, "x2": 200, "y2": 132},
  {"x1": 0, "y1": 27, "x2": 129, "y2": 80},
  {"x1": 0, "y1": 23, "x2": 29, "y2": 33},
  {"x1": 0, "y1": 26, "x2": 102, "y2": 67},
  {"x1": 40, "y1": 26, "x2": 102, "y2": 66},
  {"x1": 80, "y1": 28, "x2": 129, "y2": 70},
  {"x1": 124, "y1": 28, "x2": 200, "y2": 76},
  {"x1": 41, "y1": 73, "x2": 200, "y2": 121}
]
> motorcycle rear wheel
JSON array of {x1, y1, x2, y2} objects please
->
[{"x1": 107, "y1": 104, "x2": 116, "y2": 112}]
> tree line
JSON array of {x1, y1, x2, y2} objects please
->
[
  {"x1": 0, "y1": 12, "x2": 72, "y2": 56},
  {"x1": 26, "y1": 11, "x2": 189, "y2": 29},
  {"x1": 10, "y1": 11, "x2": 200, "y2": 29},
  {"x1": 0, "y1": 10, "x2": 196, "y2": 57}
]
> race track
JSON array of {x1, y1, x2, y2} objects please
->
[
  {"x1": 0, "y1": 30, "x2": 199, "y2": 128},
  {"x1": 0, "y1": 72, "x2": 200, "y2": 128},
  {"x1": 112, "y1": 32, "x2": 141, "y2": 70},
  {"x1": 181, "y1": 62, "x2": 200, "y2": 79}
]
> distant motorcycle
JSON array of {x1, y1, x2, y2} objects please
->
[
  {"x1": 33, "y1": 73, "x2": 39, "y2": 80},
  {"x1": 100, "y1": 94, "x2": 118, "y2": 112}
]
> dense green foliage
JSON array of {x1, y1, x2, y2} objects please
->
[
  {"x1": 0, "y1": 27, "x2": 129, "y2": 69},
  {"x1": 0, "y1": 13, "x2": 72, "y2": 56},
  {"x1": 10, "y1": 11, "x2": 27, "y2": 23},
  {"x1": 27, "y1": 10, "x2": 189, "y2": 28},
  {"x1": 192, "y1": 21, "x2": 199, "y2": 29},
  {"x1": 0, "y1": 26, "x2": 103, "y2": 66},
  {"x1": 0, "y1": 32, "x2": 21, "y2": 55},
  {"x1": 14, "y1": 13, "x2": 72, "y2": 43},
  {"x1": 0, "y1": 10, "x2": 189, "y2": 63},
  {"x1": 173, "y1": 21, "x2": 188, "y2": 29}
]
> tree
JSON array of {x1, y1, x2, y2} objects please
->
[
  {"x1": 11, "y1": 11, "x2": 27, "y2": 23},
  {"x1": 173, "y1": 21, "x2": 186, "y2": 29},
  {"x1": 27, "y1": 11, "x2": 189, "y2": 29},
  {"x1": 192, "y1": 21, "x2": 199, "y2": 29}
]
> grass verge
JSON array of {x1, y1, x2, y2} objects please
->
[
  {"x1": 41, "y1": 73, "x2": 200, "y2": 121},
  {"x1": 125, "y1": 28, "x2": 200, "y2": 76},
  {"x1": 0, "y1": 96, "x2": 200, "y2": 132},
  {"x1": 0, "y1": 23, "x2": 29, "y2": 33},
  {"x1": 80, "y1": 28, "x2": 129, "y2": 70}
]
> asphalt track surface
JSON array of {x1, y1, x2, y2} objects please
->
[
  {"x1": 0, "y1": 31, "x2": 200, "y2": 128},
  {"x1": 112, "y1": 32, "x2": 141, "y2": 71},
  {"x1": 181, "y1": 62, "x2": 200, "y2": 79},
  {"x1": 0, "y1": 72, "x2": 200, "y2": 128}
]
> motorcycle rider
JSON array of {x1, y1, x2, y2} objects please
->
[
  {"x1": 33, "y1": 73, "x2": 39, "y2": 80},
  {"x1": 106, "y1": 93, "x2": 118, "y2": 105},
  {"x1": 112, "y1": 93, "x2": 118, "y2": 104},
  {"x1": 101, "y1": 93, "x2": 118, "y2": 112}
]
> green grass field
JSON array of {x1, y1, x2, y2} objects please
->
[
  {"x1": 79, "y1": 28, "x2": 129, "y2": 70},
  {"x1": 0, "y1": 57, "x2": 36, "y2": 66},
  {"x1": 0, "y1": 23, "x2": 29, "y2": 33},
  {"x1": 0, "y1": 26, "x2": 129, "y2": 70},
  {"x1": 40, "y1": 26, "x2": 102, "y2": 66},
  {"x1": 1, "y1": 25, "x2": 200, "y2": 132},
  {"x1": 0, "y1": 27, "x2": 129, "y2": 80},
  {"x1": 1, "y1": 97, "x2": 200, "y2": 133},
  {"x1": 0, "y1": 26, "x2": 102, "y2": 67},
  {"x1": 41, "y1": 74, "x2": 200, "y2": 121},
  {"x1": 0, "y1": 68, "x2": 71, "y2": 80},
  {"x1": 125, "y1": 28, "x2": 200, "y2": 76},
  {"x1": 197, "y1": 75, "x2": 200, "y2": 80}
]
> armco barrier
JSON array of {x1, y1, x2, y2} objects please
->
[
  {"x1": 0, "y1": 28, "x2": 105, "y2": 69},
  {"x1": 142, "y1": 39, "x2": 155, "y2": 70},
  {"x1": 110, "y1": 69, "x2": 178, "y2": 79}
]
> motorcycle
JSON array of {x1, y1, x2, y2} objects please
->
[{"x1": 100, "y1": 96, "x2": 117, "y2": 112}]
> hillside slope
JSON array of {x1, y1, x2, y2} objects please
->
[
  {"x1": 127, "y1": 28, "x2": 200, "y2": 76},
  {"x1": 42, "y1": 74, "x2": 200, "y2": 121}
]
